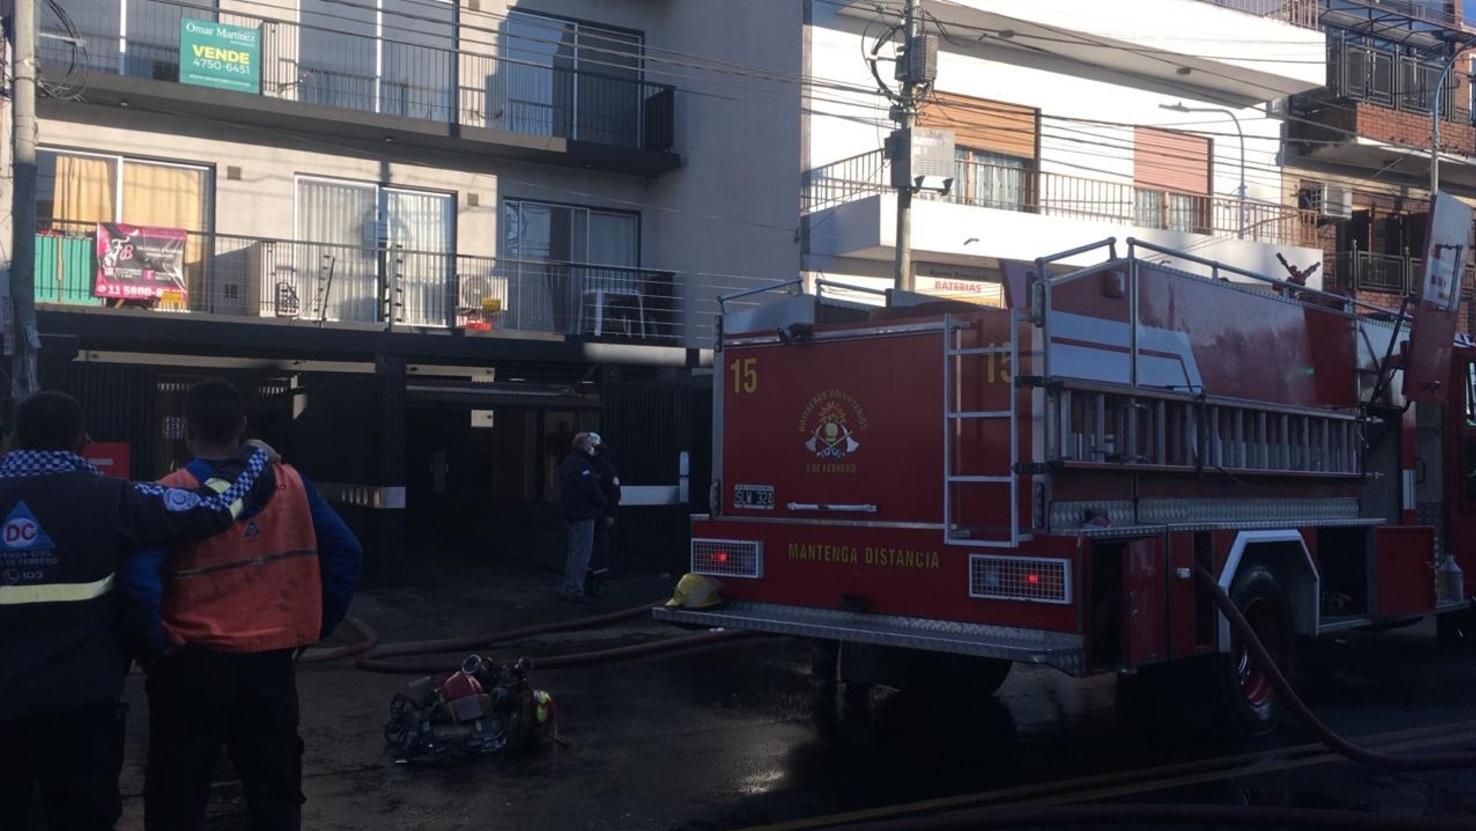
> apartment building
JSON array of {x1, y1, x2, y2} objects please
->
[
  {"x1": 8, "y1": 0, "x2": 802, "y2": 578},
  {"x1": 802, "y1": 0, "x2": 1329, "y2": 295},
  {"x1": 1283, "y1": 0, "x2": 1476, "y2": 327}
]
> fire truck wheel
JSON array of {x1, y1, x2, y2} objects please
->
[
  {"x1": 1221, "y1": 565, "x2": 1294, "y2": 736},
  {"x1": 915, "y1": 654, "x2": 1013, "y2": 699},
  {"x1": 966, "y1": 658, "x2": 1014, "y2": 696}
]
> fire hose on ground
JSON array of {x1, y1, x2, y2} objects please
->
[
  {"x1": 1192, "y1": 563, "x2": 1476, "y2": 772},
  {"x1": 298, "y1": 578, "x2": 1476, "y2": 826},
  {"x1": 304, "y1": 570, "x2": 1476, "y2": 748},
  {"x1": 298, "y1": 602, "x2": 758, "y2": 674}
]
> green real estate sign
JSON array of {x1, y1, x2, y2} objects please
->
[{"x1": 178, "y1": 19, "x2": 260, "y2": 94}]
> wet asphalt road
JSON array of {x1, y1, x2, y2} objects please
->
[{"x1": 101, "y1": 562, "x2": 1476, "y2": 830}]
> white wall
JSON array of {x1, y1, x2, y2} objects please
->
[
  {"x1": 810, "y1": 194, "x2": 1325, "y2": 286},
  {"x1": 910, "y1": 0, "x2": 1325, "y2": 95},
  {"x1": 809, "y1": 2, "x2": 1289, "y2": 205},
  {"x1": 804, "y1": 1, "x2": 1308, "y2": 285}
]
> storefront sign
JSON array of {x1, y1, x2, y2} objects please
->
[
  {"x1": 94, "y1": 224, "x2": 188, "y2": 302},
  {"x1": 915, "y1": 275, "x2": 1004, "y2": 307},
  {"x1": 179, "y1": 19, "x2": 260, "y2": 94}
]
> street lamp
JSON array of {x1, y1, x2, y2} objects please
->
[
  {"x1": 1160, "y1": 102, "x2": 1246, "y2": 239},
  {"x1": 1428, "y1": 36, "x2": 1476, "y2": 195}
]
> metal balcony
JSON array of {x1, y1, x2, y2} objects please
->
[
  {"x1": 33, "y1": 222, "x2": 686, "y2": 343},
  {"x1": 1327, "y1": 247, "x2": 1476, "y2": 297},
  {"x1": 38, "y1": 0, "x2": 677, "y2": 169},
  {"x1": 1194, "y1": 0, "x2": 1321, "y2": 29},
  {"x1": 804, "y1": 150, "x2": 1318, "y2": 248}
]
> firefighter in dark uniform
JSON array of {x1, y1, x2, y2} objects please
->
[
  {"x1": 586, "y1": 432, "x2": 620, "y2": 596},
  {"x1": 0, "y1": 391, "x2": 276, "y2": 831}
]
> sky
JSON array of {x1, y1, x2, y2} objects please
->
[{"x1": 1466, "y1": 0, "x2": 1476, "y2": 23}]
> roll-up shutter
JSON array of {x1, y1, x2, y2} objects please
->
[
  {"x1": 1133, "y1": 127, "x2": 1211, "y2": 194},
  {"x1": 919, "y1": 92, "x2": 1037, "y2": 159}
]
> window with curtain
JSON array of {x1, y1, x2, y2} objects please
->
[
  {"x1": 382, "y1": 188, "x2": 454, "y2": 327},
  {"x1": 37, "y1": 149, "x2": 211, "y2": 310},
  {"x1": 499, "y1": 199, "x2": 639, "y2": 334},
  {"x1": 496, "y1": 12, "x2": 644, "y2": 146},
  {"x1": 39, "y1": 149, "x2": 210, "y2": 232},
  {"x1": 294, "y1": 178, "x2": 453, "y2": 325},
  {"x1": 953, "y1": 148, "x2": 1028, "y2": 211}
]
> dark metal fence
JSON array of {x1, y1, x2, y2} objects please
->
[
  {"x1": 39, "y1": 0, "x2": 676, "y2": 152},
  {"x1": 1329, "y1": 246, "x2": 1476, "y2": 297},
  {"x1": 34, "y1": 222, "x2": 684, "y2": 342},
  {"x1": 1327, "y1": 31, "x2": 1469, "y2": 123}
]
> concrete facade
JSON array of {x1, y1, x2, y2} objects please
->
[{"x1": 30, "y1": 0, "x2": 804, "y2": 346}]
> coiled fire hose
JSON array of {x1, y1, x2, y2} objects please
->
[
  {"x1": 1192, "y1": 563, "x2": 1476, "y2": 772},
  {"x1": 298, "y1": 603, "x2": 757, "y2": 674}
]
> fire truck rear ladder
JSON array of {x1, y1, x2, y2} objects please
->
[{"x1": 942, "y1": 312, "x2": 1020, "y2": 547}]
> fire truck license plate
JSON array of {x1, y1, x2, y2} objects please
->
[{"x1": 733, "y1": 484, "x2": 774, "y2": 510}]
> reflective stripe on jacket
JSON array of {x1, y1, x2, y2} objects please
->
[{"x1": 158, "y1": 462, "x2": 322, "y2": 653}]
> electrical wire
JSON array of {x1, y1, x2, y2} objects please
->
[
  {"x1": 36, "y1": 0, "x2": 88, "y2": 100},
  {"x1": 35, "y1": 0, "x2": 1459, "y2": 271},
  {"x1": 96, "y1": 0, "x2": 1454, "y2": 187}
]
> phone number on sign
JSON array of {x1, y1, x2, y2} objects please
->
[{"x1": 191, "y1": 59, "x2": 253, "y2": 75}]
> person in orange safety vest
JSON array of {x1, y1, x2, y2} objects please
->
[{"x1": 123, "y1": 379, "x2": 362, "y2": 831}]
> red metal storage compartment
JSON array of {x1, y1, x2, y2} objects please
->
[{"x1": 1374, "y1": 526, "x2": 1436, "y2": 617}]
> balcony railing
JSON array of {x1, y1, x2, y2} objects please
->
[
  {"x1": 34, "y1": 222, "x2": 683, "y2": 342},
  {"x1": 1328, "y1": 246, "x2": 1476, "y2": 297},
  {"x1": 805, "y1": 150, "x2": 1317, "y2": 248},
  {"x1": 1195, "y1": 0, "x2": 1322, "y2": 29},
  {"x1": 1326, "y1": 31, "x2": 1470, "y2": 122},
  {"x1": 40, "y1": 0, "x2": 675, "y2": 152}
]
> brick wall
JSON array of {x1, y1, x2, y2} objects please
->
[
  {"x1": 1351, "y1": 289, "x2": 1476, "y2": 336},
  {"x1": 1354, "y1": 103, "x2": 1476, "y2": 156}
]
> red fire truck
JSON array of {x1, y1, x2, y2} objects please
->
[{"x1": 655, "y1": 229, "x2": 1476, "y2": 735}]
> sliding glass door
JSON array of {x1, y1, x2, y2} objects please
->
[
  {"x1": 499, "y1": 199, "x2": 638, "y2": 333},
  {"x1": 496, "y1": 12, "x2": 644, "y2": 147},
  {"x1": 295, "y1": 178, "x2": 453, "y2": 325}
]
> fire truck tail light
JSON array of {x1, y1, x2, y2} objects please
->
[
  {"x1": 969, "y1": 555, "x2": 1071, "y2": 604},
  {"x1": 693, "y1": 538, "x2": 762, "y2": 579}
]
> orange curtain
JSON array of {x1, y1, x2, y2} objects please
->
[
  {"x1": 53, "y1": 155, "x2": 117, "y2": 230},
  {"x1": 121, "y1": 162, "x2": 208, "y2": 310}
]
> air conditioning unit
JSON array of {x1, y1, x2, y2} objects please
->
[{"x1": 1318, "y1": 183, "x2": 1354, "y2": 220}]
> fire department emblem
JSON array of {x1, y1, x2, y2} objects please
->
[{"x1": 799, "y1": 389, "x2": 869, "y2": 461}]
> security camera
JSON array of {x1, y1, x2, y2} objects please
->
[{"x1": 913, "y1": 175, "x2": 954, "y2": 195}]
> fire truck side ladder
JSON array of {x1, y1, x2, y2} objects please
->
[
  {"x1": 1045, "y1": 386, "x2": 1363, "y2": 476},
  {"x1": 942, "y1": 312, "x2": 1020, "y2": 547},
  {"x1": 1027, "y1": 238, "x2": 1367, "y2": 481}
]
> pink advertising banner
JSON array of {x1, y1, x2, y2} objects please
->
[{"x1": 94, "y1": 223, "x2": 188, "y2": 302}]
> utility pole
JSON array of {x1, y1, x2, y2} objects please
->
[
  {"x1": 9, "y1": 0, "x2": 40, "y2": 401},
  {"x1": 892, "y1": 0, "x2": 922, "y2": 294}
]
